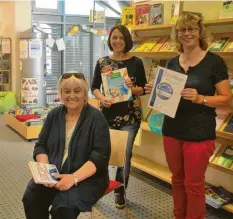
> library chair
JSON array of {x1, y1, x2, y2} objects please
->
[{"x1": 90, "y1": 129, "x2": 129, "y2": 218}]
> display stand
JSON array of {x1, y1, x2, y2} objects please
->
[{"x1": 4, "y1": 113, "x2": 42, "y2": 140}]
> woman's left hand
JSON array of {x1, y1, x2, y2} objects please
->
[
  {"x1": 125, "y1": 78, "x2": 133, "y2": 88},
  {"x1": 181, "y1": 88, "x2": 201, "y2": 103},
  {"x1": 55, "y1": 174, "x2": 74, "y2": 192}
]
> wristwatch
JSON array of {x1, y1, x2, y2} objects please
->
[
  {"x1": 72, "y1": 173, "x2": 79, "y2": 186},
  {"x1": 203, "y1": 96, "x2": 207, "y2": 105}
]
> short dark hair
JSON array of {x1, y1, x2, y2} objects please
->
[{"x1": 107, "y1": 25, "x2": 133, "y2": 53}]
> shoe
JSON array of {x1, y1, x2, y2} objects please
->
[{"x1": 115, "y1": 193, "x2": 126, "y2": 209}]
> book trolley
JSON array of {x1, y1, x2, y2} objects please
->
[{"x1": 127, "y1": 0, "x2": 233, "y2": 214}]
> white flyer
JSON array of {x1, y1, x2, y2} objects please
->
[
  {"x1": 56, "y1": 38, "x2": 65, "y2": 51},
  {"x1": 20, "y1": 40, "x2": 28, "y2": 59},
  {"x1": 29, "y1": 39, "x2": 42, "y2": 59},
  {"x1": 148, "y1": 66, "x2": 187, "y2": 118},
  {"x1": 46, "y1": 38, "x2": 55, "y2": 48},
  {"x1": 1, "y1": 39, "x2": 11, "y2": 54},
  {"x1": 21, "y1": 78, "x2": 39, "y2": 105}
]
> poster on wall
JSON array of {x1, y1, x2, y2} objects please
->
[
  {"x1": 21, "y1": 78, "x2": 39, "y2": 105},
  {"x1": 29, "y1": 39, "x2": 42, "y2": 59},
  {"x1": 219, "y1": 0, "x2": 233, "y2": 18},
  {"x1": 20, "y1": 40, "x2": 28, "y2": 59}
]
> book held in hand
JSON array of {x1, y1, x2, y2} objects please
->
[
  {"x1": 28, "y1": 161, "x2": 59, "y2": 184},
  {"x1": 148, "y1": 66, "x2": 187, "y2": 118},
  {"x1": 101, "y1": 68, "x2": 132, "y2": 104}
]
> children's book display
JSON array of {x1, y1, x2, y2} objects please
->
[
  {"x1": 149, "y1": 3, "x2": 163, "y2": 25},
  {"x1": 205, "y1": 185, "x2": 233, "y2": 209},
  {"x1": 148, "y1": 66, "x2": 187, "y2": 118},
  {"x1": 28, "y1": 161, "x2": 59, "y2": 184},
  {"x1": 101, "y1": 68, "x2": 132, "y2": 104}
]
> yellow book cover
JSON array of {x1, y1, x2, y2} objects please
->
[
  {"x1": 152, "y1": 36, "x2": 169, "y2": 52},
  {"x1": 159, "y1": 39, "x2": 176, "y2": 52},
  {"x1": 121, "y1": 6, "x2": 135, "y2": 28},
  {"x1": 142, "y1": 38, "x2": 160, "y2": 52},
  {"x1": 134, "y1": 41, "x2": 147, "y2": 52}
]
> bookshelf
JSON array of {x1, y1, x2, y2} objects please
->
[{"x1": 132, "y1": 121, "x2": 233, "y2": 214}]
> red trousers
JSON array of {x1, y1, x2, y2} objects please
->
[{"x1": 163, "y1": 136, "x2": 215, "y2": 219}]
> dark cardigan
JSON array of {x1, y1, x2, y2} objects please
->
[{"x1": 32, "y1": 103, "x2": 111, "y2": 211}]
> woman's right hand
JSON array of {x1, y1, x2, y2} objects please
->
[
  {"x1": 100, "y1": 96, "x2": 112, "y2": 108},
  {"x1": 144, "y1": 83, "x2": 153, "y2": 94}
]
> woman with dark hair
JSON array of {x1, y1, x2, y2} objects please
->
[{"x1": 91, "y1": 25, "x2": 147, "y2": 209}]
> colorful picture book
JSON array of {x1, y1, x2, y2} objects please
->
[
  {"x1": 135, "y1": 4, "x2": 150, "y2": 26},
  {"x1": 216, "y1": 145, "x2": 233, "y2": 168},
  {"x1": 148, "y1": 66, "x2": 187, "y2": 118},
  {"x1": 170, "y1": 1, "x2": 183, "y2": 24},
  {"x1": 101, "y1": 68, "x2": 132, "y2": 104},
  {"x1": 28, "y1": 161, "x2": 59, "y2": 184},
  {"x1": 223, "y1": 114, "x2": 233, "y2": 133},
  {"x1": 149, "y1": 3, "x2": 163, "y2": 25},
  {"x1": 223, "y1": 37, "x2": 233, "y2": 52},
  {"x1": 208, "y1": 37, "x2": 230, "y2": 52},
  {"x1": 121, "y1": 6, "x2": 135, "y2": 28}
]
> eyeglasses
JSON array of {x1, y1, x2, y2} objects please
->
[
  {"x1": 61, "y1": 72, "x2": 86, "y2": 81},
  {"x1": 177, "y1": 27, "x2": 200, "y2": 35}
]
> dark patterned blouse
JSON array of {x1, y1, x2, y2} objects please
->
[{"x1": 91, "y1": 56, "x2": 147, "y2": 128}]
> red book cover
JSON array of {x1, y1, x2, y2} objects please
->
[{"x1": 135, "y1": 4, "x2": 150, "y2": 26}]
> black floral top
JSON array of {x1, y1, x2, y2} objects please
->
[{"x1": 91, "y1": 56, "x2": 147, "y2": 128}]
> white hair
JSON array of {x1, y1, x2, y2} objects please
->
[{"x1": 57, "y1": 72, "x2": 89, "y2": 103}]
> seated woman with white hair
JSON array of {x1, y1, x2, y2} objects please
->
[{"x1": 22, "y1": 72, "x2": 111, "y2": 219}]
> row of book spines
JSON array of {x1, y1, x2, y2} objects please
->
[
  {"x1": 132, "y1": 36, "x2": 175, "y2": 52},
  {"x1": 121, "y1": 3, "x2": 164, "y2": 28},
  {"x1": 131, "y1": 36, "x2": 233, "y2": 53}
]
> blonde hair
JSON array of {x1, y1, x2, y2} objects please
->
[
  {"x1": 57, "y1": 72, "x2": 89, "y2": 104},
  {"x1": 171, "y1": 13, "x2": 210, "y2": 53}
]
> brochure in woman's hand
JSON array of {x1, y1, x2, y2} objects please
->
[
  {"x1": 148, "y1": 66, "x2": 187, "y2": 118},
  {"x1": 28, "y1": 161, "x2": 59, "y2": 184}
]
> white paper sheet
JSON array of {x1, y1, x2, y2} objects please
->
[
  {"x1": 46, "y1": 38, "x2": 55, "y2": 48},
  {"x1": 20, "y1": 40, "x2": 28, "y2": 59},
  {"x1": 29, "y1": 39, "x2": 42, "y2": 59},
  {"x1": 148, "y1": 66, "x2": 187, "y2": 118},
  {"x1": 56, "y1": 38, "x2": 65, "y2": 51}
]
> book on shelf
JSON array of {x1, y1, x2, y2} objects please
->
[
  {"x1": 205, "y1": 185, "x2": 233, "y2": 209},
  {"x1": 131, "y1": 40, "x2": 142, "y2": 51},
  {"x1": 135, "y1": 3, "x2": 150, "y2": 26},
  {"x1": 149, "y1": 3, "x2": 163, "y2": 25},
  {"x1": 148, "y1": 66, "x2": 187, "y2": 118},
  {"x1": 219, "y1": 0, "x2": 233, "y2": 19},
  {"x1": 141, "y1": 38, "x2": 161, "y2": 52},
  {"x1": 101, "y1": 68, "x2": 132, "y2": 104},
  {"x1": 159, "y1": 39, "x2": 177, "y2": 52},
  {"x1": 28, "y1": 161, "x2": 59, "y2": 185},
  {"x1": 208, "y1": 37, "x2": 230, "y2": 52},
  {"x1": 152, "y1": 36, "x2": 170, "y2": 52},
  {"x1": 223, "y1": 37, "x2": 233, "y2": 52},
  {"x1": 121, "y1": 6, "x2": 135, "y2": 28},
  {"x1": 216, "y1": 145, "x2": 233, "y2": 168},
  {"x1": 170, "y1": 1, "x2": 183, "y2": 24}
]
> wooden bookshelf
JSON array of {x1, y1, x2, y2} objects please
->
[
  {"x1": 3, "y1": 113, "x2": 42, "y2": 140},
  {"x1": 209, "y1": 162, "x2": 233, "y2": 176},
  {"x1": 131, "y1": 18, "x2": 233, "y2": 32},
  {"x1": 131, "y1": 154, "x2": 171, "y2": 183}
]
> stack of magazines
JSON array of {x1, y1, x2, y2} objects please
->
[{"x1": 205, "y1": 185, "x2": 233, "y2": 209}]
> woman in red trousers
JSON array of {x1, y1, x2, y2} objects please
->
[{"x1": 145, "y1": 13, "x2": 232, "y2": 219}]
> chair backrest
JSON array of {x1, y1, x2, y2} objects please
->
[
  {"x1": 109, "y1": 129, "x2": 128, "y2": 168},
  {"x1": 88, "y1": 98, "x2": 100, "y2": 110}
]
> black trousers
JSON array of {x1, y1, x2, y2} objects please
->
[{"x1": 22, "y1": 181, "x2": 80, "y2": 219}]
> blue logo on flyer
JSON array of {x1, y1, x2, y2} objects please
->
[{"x1": 156, "y1": 83, "x2": 173, "y2": 100}]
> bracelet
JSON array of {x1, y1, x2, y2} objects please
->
[{"x1": 72, "y1": 173, "x2": 78, "y2": 186}]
